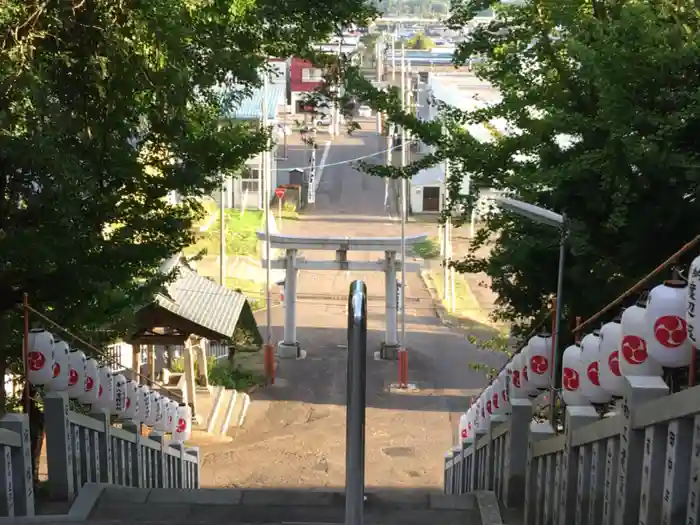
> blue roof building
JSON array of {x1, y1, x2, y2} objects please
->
[{"x1": 219, "y1": 84, "x2": 285, "y2": 121}]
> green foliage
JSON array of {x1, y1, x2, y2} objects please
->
[
  {"x1": 342, "y1": 0, "x2": 700, "y2": 340},
  {"x1": 407, "y1": 33, "x2": 435, "y2": 50},
  {"x1": 411, "y1": 237, "x2": 441, "y2": 259},
  {"x1": 209, "y1": 361, "x2": 264, "y2": 391},
  {"x1": 0, "y1": 0, "x2": 376, "y2": 377}
]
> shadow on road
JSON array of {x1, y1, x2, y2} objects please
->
[{"x1": 251, "y1": 323, "x2": 504, "y2": 414}]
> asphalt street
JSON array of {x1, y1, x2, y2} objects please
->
[{"x1": 199, "y1": 123, "x2": 505, "y2": 490}]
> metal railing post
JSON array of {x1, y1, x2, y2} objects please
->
[{"x1": 346, "y1": 280, "x2": 367, "y2": 525}]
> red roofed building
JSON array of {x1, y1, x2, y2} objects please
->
[{"x1": 290, "y1": 57, "x2": 324, "y2": 115}]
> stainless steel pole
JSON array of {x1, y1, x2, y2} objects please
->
[
  {"x1": 345, "y1": 280, "x2": 367, "y2": 525},
  {"x1": 263, "y1": 74, "x2": 272, "y2": 344},
  {"x1": 548, "y1": 218, "x2": 567, "y2": 426},
  {"x1": 400, "y1": 44, "x2": 407, "y2": 347}
]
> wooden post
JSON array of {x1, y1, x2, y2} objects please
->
[
  {"x1": 132, "y1": 344, "x2": 141, "y2": 383},
  {"x1": 183, "y1": 339, "x2": 197, "y2": 419},
  {"x1": 147, "y1": 345, "x2": 155, "y2": 385}
]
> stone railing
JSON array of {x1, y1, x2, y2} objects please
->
[
  {"x1": 444, "y1": 379, "x2": 700, "y2": 525},
  {"x1": 0, "y1": 413, "x2": 34, "y2": 517},
  {"x1": 0, "y1": 392, "x2": 201, "y2": 518}
]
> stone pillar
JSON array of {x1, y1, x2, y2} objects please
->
[
  {"x1": 196, "y1": 339, "x2": 209, "y2": 387},
  {"x1": 381, "y1": 251, "x2": 399, "y2": 360},
  {"x1": 278, "y1": 249, "x2": 301, "y2": 359}
]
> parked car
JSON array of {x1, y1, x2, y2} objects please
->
[
  {"x1": 315, "y1": 115, "x2": 331, "y2": 127},
  {"x1": 358, "y1": 105, "x2": 372, "y2": 118}
]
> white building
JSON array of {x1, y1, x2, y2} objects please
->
[{"x1": 410, "y1": 73, "x2": 501, "y2": 214}]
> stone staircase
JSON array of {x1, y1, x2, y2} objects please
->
[
  {"x1": 196, "y1": 386, "x2": 249, "y2": 435},
  {"x1": 23, "y1": 485, "x2": 504, "y2": 525}
]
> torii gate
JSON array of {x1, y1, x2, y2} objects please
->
[{"x1": 257, "y1": 232, "x2": 428, "y2": 359}]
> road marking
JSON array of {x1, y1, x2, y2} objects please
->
[{"x1": 315, "y1": 140, "x2": 332, "y2": 189}]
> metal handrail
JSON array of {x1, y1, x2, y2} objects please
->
[{"x1": 346, "y1": 280, "x2": 367, "y2": 525}]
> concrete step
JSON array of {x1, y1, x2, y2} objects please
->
[{"x1": 80, "y1": 486, "x2": 483, "y2": 525}]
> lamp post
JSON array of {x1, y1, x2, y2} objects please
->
[{"x1": 491, "y1": 196, "x2": 568, "y2": 425}]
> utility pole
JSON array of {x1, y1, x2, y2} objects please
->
[
  {"x1": 391, "y1": 34, "x2": 396, "y2": 82},
  {"x1": 400, "y1": 42, "x2": 407, "y2": 348},
  {"x1": 384, "y1": 117, "x2": 393, "y2": 211},
  {"x1": 219, "y1": 175, "x2": 226, "y2": 286},
  {"x1": 262, "y1": 74, "x2": 272, "y2": 345},
  {"x1": 442, "y1": 161, "x2": 450, "y2": 307},
  {"x1": 334, "y1": 38, "x2": 343, "y2": 138}
]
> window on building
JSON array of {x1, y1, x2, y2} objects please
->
[
  {"x1": 241, "y1": 167, "x2": 260, "y2": 193},
  {"x1": 301, "y1": 68, "x2": 324, "y2": 82}
]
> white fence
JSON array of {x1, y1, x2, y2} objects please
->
[{"x1": 444, "y1": 378, "x2": 700, "y2": 525}]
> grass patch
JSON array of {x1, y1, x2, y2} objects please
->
[
  {"x1": 430, "y1": 269, "x2": 499, "y2": 333},
  {"x1": 171, "y1": 356, "x2": 265, "y2": 391},
  {"x1": 185, "y1": 207, "x2": 298, "y2": 257},
  {"x1": 226, "y1": 277, "x2": 265, "y2": 311},
  {"x1": 186, "y1": 209, "x2": 262, "y2": 258},
  {"x1": 411, "y1": 237, "x2": 440, "y2": 259}
]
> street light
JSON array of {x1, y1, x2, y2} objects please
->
[{"x1": 491, "y1": 195, "x2": 568, "y2": 425}]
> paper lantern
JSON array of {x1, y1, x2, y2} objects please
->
[
  {"x1": 146, "y1": 392, "x2": 160, "y2": 427},
  {"x1": 113, "y1": 374, "x2": 127, "y2": 414},
  {"x1": 509, "y1": 353, "x2": 527, "y2": 399},
  {"x1": 66, "y1": 351, "x2": 87, "y2": 399},
  {"x1": 79, "y1": 358, "x2": 100, "y2": 404},
  {"x1": 46, "y1": 340, "x2": 70, "y2": 392},
  {"x1": 27, "y1": 329, "x2": 55, "y2": 385},
  {"x1": 620, "y1": 301, "x2": 663, "y2": 377},
  {"x1": 459, "y1": 413, "x2": 468, "y2": 442},
  {"x1": 491, "y1": 374, "x2": 510, "y2": 415},
  {"x1": 94, "y1": 366, "x2": 114, "y2": 410},
  {"x1": 520, "y1": 346, "x2": 537, "y2": 396},
  {"x1": 466, "y1": 407, "x2": 476, "y2": 437},
  {"x1": 646, "y1": 281, "x2": 693, "y2": 367},
  {"x1": 475, "y1": 395, "x2": 489, "y2": 431},
  {"x1": 167, "y1": 400, "x2": 179, "y2": 434},
  {"x1": 598, "y1": 320, "x2": 626, "y2": 397},
  {"x1": 580, "y1": 331, "x2": 612, "y2": 404},
  {"x1": 561, "y1": 344, "x2": 587, "y2": 406},
  {"x1": 123, "y1": 380, "x2": 139, "y2": 420},
  {"x1": 688, "y1": 256, "x2": 700, "y2": 345},
  {"x1": 155, "y1": 396, "x2": 168, "y2": 431},
  {"x1": 138, "y1": 385, "x2": 151, "y2": 424},
  {"x1": 171, "y1": 404, "x2": 192, "y2": 443},
  {"x1": 526, "y1": 334, "x2": 551, "y2": 389}
]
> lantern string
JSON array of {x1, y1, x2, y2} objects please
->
[
  {"x1": 573, "y1": 233, "x2": 700, "y2": 335},
  {"x1": 20, "y1": 303, "x2": 184, "y2": 402}
]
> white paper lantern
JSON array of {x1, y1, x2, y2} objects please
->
[
  {"x1": 459, "y1": 413, "x2": 468, "y2": 442},
  {"x1": 620, "y1": 301, "x2": 663, "y2": 377},
  {"x1": 146, "y1": 392, "x2": 160, "y2": 427},
  {"x1": 688, "y1": 256, "x2": 700, "y2": 345},
  {"x1": 498, "y1": 371, "x2": 511, "y2": 414},
  {"x1": 484, "y1": 386, "x2": 494, "y2": 420},
  {"x1": 520, "y1": 346, "x2": 537, "y2": 396},
  {"x1": 509, "y1": 353, "x2": 526, "y2": 399},
  {"x1": 123, "y1": 380, "x2": 139, "y2": 420},
  {"x1": 526, "y1": 334, "x2": 551, "y2": 389},
  {"x1": 466, "y1": 407, "x2": 476, "y2": 438},
  {"x1": 94, "y1": 366, "x2": 114, "y2": 410},
  {"x1": 171, "y1": 404, "x2": 192, "y2": 443},
  {"x1": 137, "y1": 385, "x2": 151, "y2": 424},
  {"x1": 79, "y1": 358, "x2": 100, "y2": 404},
  {"x1": 46, "y1": 340, "x2": 70, "y2": 392},
  {"x1": 646, "y1": 281, "x2": 693, "y2": 367},
  {"x1": 113, "y1": 374, "x2": 127, "y2": 414},
  {"x1": 66, "y1": 351, "x2": 87, "y2": 399},
  {"x1": 167, "y1": 400, "x2": 179, "y2": 434},
  {"x1": 598, "y1": 320, "x2": 626, "y2": 397},
  {"x1": 476, "y1": 395, "x2": 489, "y2": 431},
  {"x1": 27, "y1": 329, "x2": 55, "y2": 385},
  {"x1": 155, "y1": 396, "x2": 168, "y2": 431},
  {"x1": 580, "y1": 331, "x2": 612, "y2": 404},
  {"x1": 561, "y1": 344, "x2": 586, "y2": 406}
]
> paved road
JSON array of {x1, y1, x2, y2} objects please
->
[{"x1": 199, "y1": 125, "x2": 505, "y2": 490}]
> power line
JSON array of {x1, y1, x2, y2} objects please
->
[{"x1": 270, "y1": 139, "x2": 415, "y2": 173}]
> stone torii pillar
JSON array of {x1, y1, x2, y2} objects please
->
[
  {"x1": 278, "y1": 248, "x2": 301, "y2": 359},
  {"x1": 381, "y1": 251, "x2": 400, "y2": 360}
]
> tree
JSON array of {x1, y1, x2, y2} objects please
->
[
  {"x1": 407, "y1": 32, "x2": 435, "y2": 50},
  {"x1": 343, "y1": 0, "x2": 700, "y2": 339},
  {"x1": 0, "y1": 0, "x2": 375, "y2": 480}
]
